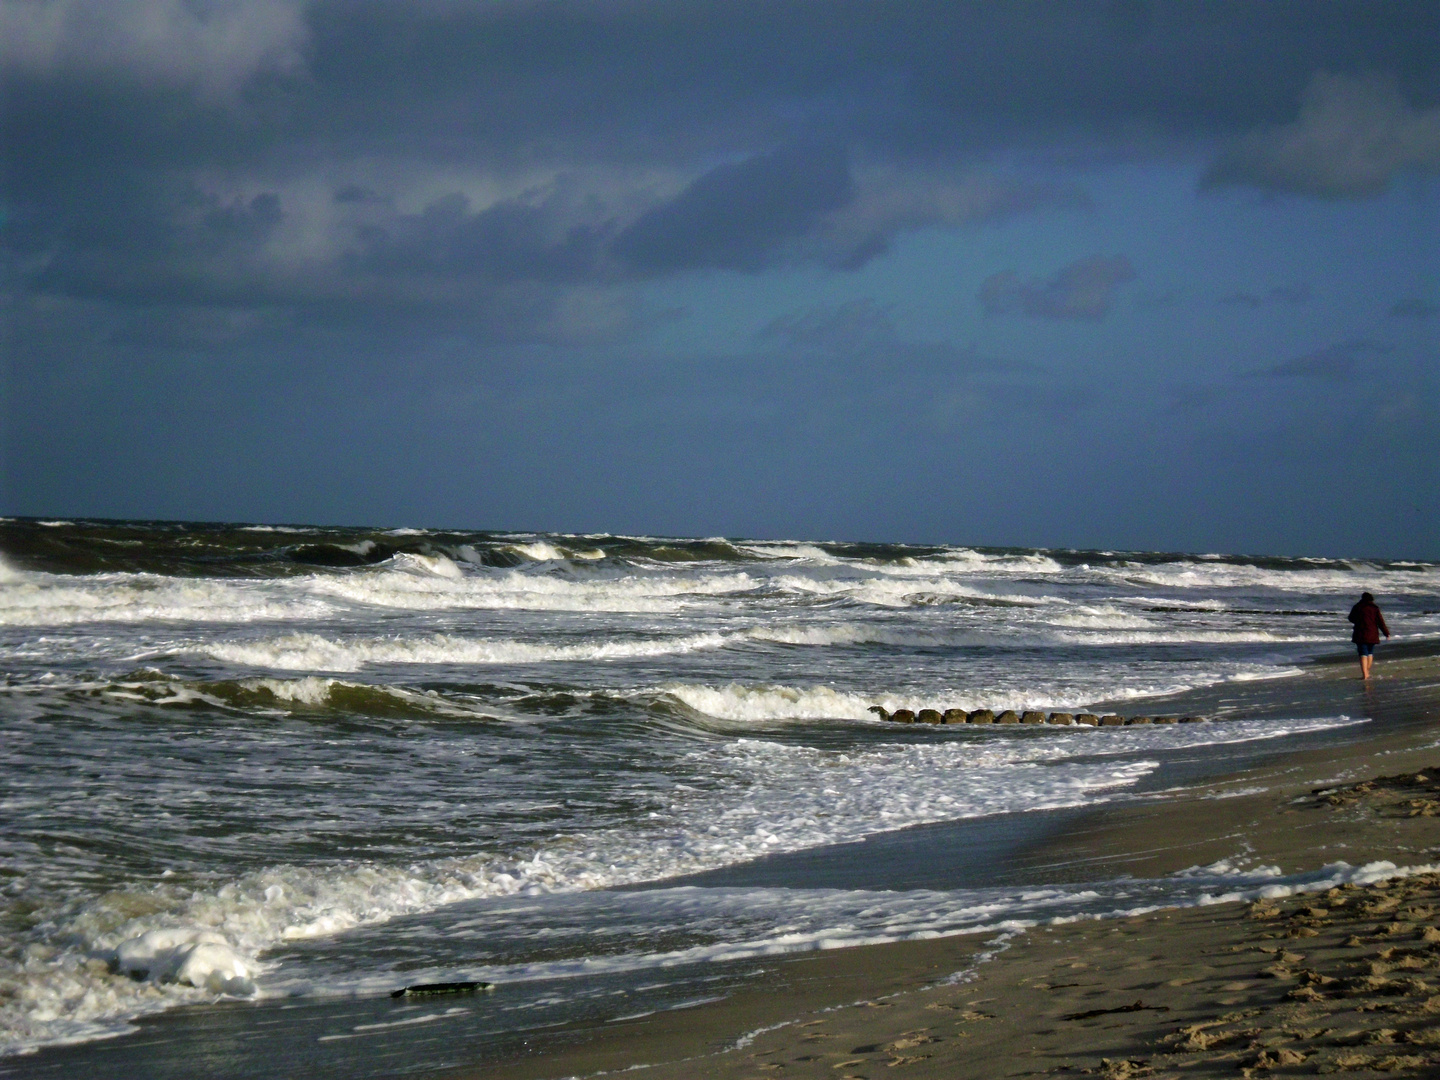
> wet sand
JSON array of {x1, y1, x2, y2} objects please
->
[{"x1": 466, "y1": 648, "x2": 1440, "y2": 1080}]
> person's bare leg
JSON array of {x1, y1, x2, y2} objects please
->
[{"x1": 1361, "y1": 653, "x2": 1373, "y2": 680}]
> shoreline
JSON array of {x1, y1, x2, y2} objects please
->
[
  {"x1": 459, "y1": 646, "x2": 1440, "y2": 1079},
  {"x1": 5, "y1": 643, "x2": 1436, "y2": 1079}
]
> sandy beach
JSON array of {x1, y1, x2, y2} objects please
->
[{"x1": 468, "y1": 647, "x2": 1440, "y2": 1080}]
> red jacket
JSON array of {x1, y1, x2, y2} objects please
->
[{"x1": 1348, "y1": 600, "x2": 1390, "y2": 645}]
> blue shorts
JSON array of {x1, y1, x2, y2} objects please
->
[{"x1": 1356, "y1": 642, "x2": 1375, "y2": 657}]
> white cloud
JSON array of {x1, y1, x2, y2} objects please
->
[
  {"x1": 1204, "y1": 72, "x2": 1440, "y2": 198},
  {"x1": 0, "y1": 0, "x2": 309, "y2": 98},
  {"x1": 980, "y1": 255, "x2": 1136, "y2": 321}
]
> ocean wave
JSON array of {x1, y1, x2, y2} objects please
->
[
  {"x1": 0, "y1": 556, "x2": 1379, "y2": 629},
  {"x1": 504, "y1": 540, "x2": 605, "y2": 562},
  {"x1": 1051, "y1": 628, "x2": 1328, "y2": 646},
  {"x1": 652, "y1": 674, "x2": 1347, "y2": 722},
  {"x1": 300, "y1": 564, "x2": 763, "y2": 613},
  {"x1": 387, "y1": 552, "x2": 465, "y2": 578},
  {"x1": 196, "y1": 630, "x2": 744, "y2": 672},
  {"x1": 1086, "y1": 559, "x2": 1440, "y2": 595},
  {"x1": 735, "y1": 542, "x2": 842, "y2": 563},
  {"x1": 0, "y1": 731, "x2": 1164, "y2": 1053},
  {"x1": 1117, "y1": 595, "x2": 1231, "y2": 611},
  {"x1": 110, "y1": 672, "x2": 502, "y2": 721},
  {"x1": 192, "y1": 614, "x2": 1049, "y2": 674},
  {"x1": 747, "y1": 621, "x2": 988, "y2": 649},
  {"x1": 0, "y1": 570, "x2": 335, "y2": 626},
  {"x1": 657, "y1": 680, "x2": 1088, "y2": 722},
  {"x1": 0, "y1": 710, "x2": 1365, "y2": 1055},
  {"x1": 921, "y1": 548, "x2": 1067, "y2": 575},
  {"x1": 6, "y1": 530, "x2": 1435, "y2": 629},
  {"x1": 652, "y1": 681, "x2": 1092, "y2": 722},
  {"x1": 5, "y1": 519, "x2": 1438, "y2": 588},
  {"x1": 0, "y1": 560, "x2": 763, "y2": 624},
  {"x1": 766, "y1": 573, "x2": 1056, "y2": 608},
  {"x1": 1047, "y1": 607, "x2": 1157, "y2": 630}
]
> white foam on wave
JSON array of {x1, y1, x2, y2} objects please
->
[
  {"x1": 737, "y1": 542, "x2": 841, "y2": 563},
  {"x1": 0, "y1": 672, "x2": 440, "y2": 718},
  {"x1": 0, "y1": 571, "x2": 335, "y2": 626},
  {"x1": 0, "y1": 711, "x2": 1363, "y2": 1053},
  {"x1": 924, "y1": 548, "x2": 1066, "y2": 575},
  {"x1": 196, "y1": 619, "x2": 1000, "y2": 674},
  {"x1": 12, "y1": 539, "x2": 1429, "y2": 630},
  {"x1": 748, "y1": 622, "x2": 984, "y2": 650},
  {"x1": 0, "y1": 562, "x2": 759, "y2": 626},
  {"x1": 1117, "y1": 595, "x2": 1230, "y2": 611},
  {"x1": 289, "y1": 858, "x2": 1437, "y2": 1000},
  {"x1": 388, "y1": 552, "x2": 464, "y2": 578},
  {"x1": 1052, "y1": 628, "x2": 1327, "y2": 646},
  {"x1": 5, "y1": 729, "x2": 1158, "y2": 1046},
  {"x1": 508, "y1": 541, "x2": 569, "y2": 561},
  {"x1": 4, "y1": 673, "x2": 495, "y2": 722},
  {"x1": 198, "y1": 629, "x2": 743, "y2": 671},
  {"x1": 769, "y1": 572, "x2": 1053, "y2": 609},
  {"x1": 655, "y1": 677, "x2": 1193, "y2": 722},
  {"x1": 218, "y1": 676, "x2": 494, "y2": 720},
  {"x1": 1090, "y1": 559, "x2": 1440, "y2": 595},
  {"x1": 115, "y1": 929, "x2": 255, "y2": 995},
  {"x1": 511, "y1": 541, "x2": 608, "y2": 562},
  {"x1": 1227, "y1": 666, "x2": 1308, "y2": 682},
  {"x1": 660, "y1": 671, "x2": 1333, "y2": 721},
  {"x1": 238, "y1": 675, "x2": 374, "y2": 706},
  {"x1": 302, "y1": 564, "x2": 762, "y2": 614},
  {"x1": 663, "y1": 683, "x2": 887, "y2": 721},
  {"x1": 1048, "y1": 607, "x2": 1156, "y2": 630}
]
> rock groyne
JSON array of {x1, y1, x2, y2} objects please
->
[{"x1": 867, "y1": 706, "x2": 1206, "y2": 726}]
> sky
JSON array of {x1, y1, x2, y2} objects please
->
[{"x1": 2, "y1": 0, "x2": 1437, "y2": 559}]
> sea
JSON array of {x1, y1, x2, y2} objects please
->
[{"x1": 2, "y1": 518, "x2": 1438, "y2": 1076}]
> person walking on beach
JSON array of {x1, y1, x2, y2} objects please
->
[{"x1": 1348, "y1": 592, "x2": 1390, "y2": 680}]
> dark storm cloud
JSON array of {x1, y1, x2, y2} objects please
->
[
  {"x1": 979, "y1": 256, "x2": 1137, "y2": 321},
  {"x1": 612, "y1": 144, "x2": 852, "y2": 274},
  {"x1": 358, "y1": 192, "x2": 608, "y2": 284},
  {"x1": 3, "y1": 0, "x2": 1438, "y2": 341}
]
